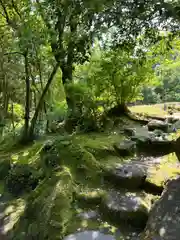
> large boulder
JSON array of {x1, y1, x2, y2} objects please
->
[
  {"x1": 131, "y1": 130, "x2": 173, "y2": 156},
  {"x1": 130, "y1": 128, "x2": 173, "y2": 156},
  {"x1": 104, "y1": 163, "x2": 147, "y2": 190},
  {"x1": 141, "y1": 176, "x2": 180, "y2": 240},
  {"x1": 137, "y1": 139, "x2": 174, "y2": 157},
  {"x1": 104, "y1": 162, "x2": 163, "y2": 195},
  {"x1": 101, "y1": 190, "x2": 149, "y2": 229},
  {"x1": 147, "y1": 120, "x2": 170, "y2": 132},
  {"x1": 113, "y1": 140, "x2": 136, "y2": 157}
]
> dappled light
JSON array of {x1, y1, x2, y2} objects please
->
[{"x1": 1, "y1": 0, "x2": 180, "y2": 239}]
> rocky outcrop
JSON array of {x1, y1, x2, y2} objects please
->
[
  {"x1": 141, "y1": 176, "x2": 180, "y2": 240},
  {"x1": 104, "y1": 163, "x2": 147, "y2": 190},
  {"x1": 137, "y1": 139, "x2": 174, "y2": 157},
  {"x1": 101, "y1": 190, "x2": 149, "y2": 229},
  {"x1": 129, "y1": 128, "x2": 173, "y2": 157},
  {"x1": 104, "y1": 162, "x2": 164, "y2": 195}
]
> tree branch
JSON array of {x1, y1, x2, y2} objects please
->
[
  {"x1": 0, "y1": 0, "x2": 18, "y2": 29},
  {"x1": 11, "y1": 0, "x2": 21, "y2": 19},
  {"x1": 3, "y1": 51, "x2": 23, "y2": 56},
  {"x1": 0, "y1": 0, "x2": 10, "y2": 23}
]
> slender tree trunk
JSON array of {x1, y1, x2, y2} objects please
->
[
  {"x1": 21, "y1": 52, "x2": 30, "y2": 142},
  {"x1": 28, "y1": 62, "x2": 59, "y2": 138},
  {"x1": 11, "y1": 101, "x2": 15, "y2": 138},
  {"x1": 38, "y1": 62, "x2": 49, "y2": 131},
  {"x1": 44, "y1": 102, "x2": 50, "y2": 133}
]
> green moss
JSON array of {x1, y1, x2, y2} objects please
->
[
  {"x1": 147, "y1": 153, "x2": 180, "y2": 187},
  {"x1": 76, "y1": 188, "x2": 106, "y2": 207},
  {"x1": 11, "y1": 169, "x2": 74, "y2": 240},
  {"x1": 54, "y1": 138, "x2": 102, "y2": 177},
  {"x1": 73, "y1": 131, "x2": 124, "y2": 151}
]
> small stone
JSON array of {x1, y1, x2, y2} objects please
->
[
  {"x1": 77, "y1": 211, "x2": 98, "y2": 220},
  {"x1": 64, "y1": 231, "x2": 115, "y2": 240}
]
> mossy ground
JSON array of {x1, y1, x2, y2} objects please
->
[
  {"x1": 0, "y1": 126, "x2": 127, "y2": 239},
  {"x1": 147, "y1": 153, "x2": 180, "y2": 187},
  {"x1": 0, "y1": 105, "x2": 180, "y2": 239}
]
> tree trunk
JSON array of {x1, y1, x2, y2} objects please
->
[
  {"x1": 28, "y1": 62, "x2": 59, "y2": 139},
  {"x1": 11, "y1": 101, "x2": 15, "y2": 138},
  {"x1": 107, "y1": 104, "x2": 131, "y2": 117},
  {"x1": 61, "y1": 63, "x2": 74, "y2": 110},
  {"x1": 21, "y1": 52, "x2": 30, "y2": 142}
]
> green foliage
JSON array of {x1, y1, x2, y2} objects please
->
[
  {"x1": 74, "y1": 46, "x2": 156, "y2": 111},
  {"x1": 6, "y1": 164, "x2": 40, "y2": 196},
  {"x1": 142, "y1": 87, "x2": 161, "y2": 104},
  {"x1": 0, "y1": 158, "x2": 11, "y2": 180},
  {"x1": 142, "y1": 39, "x2": 180, "y2": 104},
  {"x1": 66, "y1": 82, "x2": 102, "y2": 132}
]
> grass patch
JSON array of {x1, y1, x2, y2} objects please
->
[
  {"x1": 130, "y1": 104, "x2": 168, "y2": 117},
  {"x1": 147, "y1": 153, "x2": 180, "y2": 187}
]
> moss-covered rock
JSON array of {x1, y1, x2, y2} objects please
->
[
  {"x1": 54, "y1": 137, "x2": 101, "y2": 177},
  {"x1": 76, "y1": 189, "x2": 106, "y2": 207},
  {"x1": 100, "y1": 190, "x2": 150, "y2": 229},
  {"x1": 104, "y1": 163, "x2": 147, "y2": 190},
  {"x1": 141, "y1": 176, "x2": 180, "y2": 240},
  {"x1": 11, "y1": 170, "x2": 74, "y2": 240}
]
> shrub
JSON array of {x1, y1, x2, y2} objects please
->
[
  {"x1": 6, "y1": 164, "x2": 40, "y2": 196},
  {"x1": 65, "y1": 82, "x2": 102, "y2": 132}
]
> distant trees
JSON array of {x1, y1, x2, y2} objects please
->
[{"x1": 0, "y1": 0, "x2": 180, "y2": 142}]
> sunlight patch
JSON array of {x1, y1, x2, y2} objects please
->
[{"x1": 159, "y1": 227, "x2": 166, "y2": 236}]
